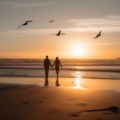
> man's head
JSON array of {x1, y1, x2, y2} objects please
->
[
  {"x1": 56, "y1": 57, "x2": 58, "y2": 60},
  {"x1": 46, "y1": 56, "x2": 48, "y2": 59}
]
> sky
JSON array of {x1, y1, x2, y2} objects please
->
[{"x1": 0, "y1": 0, "x2": 120, "y2": 59}]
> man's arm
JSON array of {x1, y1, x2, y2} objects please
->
[
  {"x1": 59, "y1": 60, "x2": 62, "y2": 68},
  {"x1": 49, "y1": 60, "x2": 53, "y2": 67},
  {"x1": 52, "y1": 61, "x2": 55, "y2": 67},
  {"x1": 43, "y1": 60, "x2": 45, "y2": 68}
]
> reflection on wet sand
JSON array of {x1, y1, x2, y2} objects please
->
[
  {"x1": 74, "y1": 71, "x2": 85, "y2": 89},
  {"x1": 44, "y1": 78, "x2": 49, "y2": 86},
  {"x1": 44, "y1": 77, "x2": 60, "y2": 87},
  {"x1": 75, "y1": 77, "x2": 81, "y2": 88},
  {"x1": 56, "y1": 78, "x2": 60, "y2": 87}
]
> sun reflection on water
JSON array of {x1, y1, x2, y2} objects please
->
[
  {"x1": 74, "y1": 72, "x2": 85, "y2": 89},
  {"x1": 76, "y1": 77, "x2": 81, "y2": 88}
]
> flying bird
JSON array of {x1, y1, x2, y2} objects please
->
[
  {"x1": 93, "y1": 31, "x2": 101, "y2": 39},
  {"x1": 18, "y1": 20, "x2": 33, "y2": 28},
  {"x1": 55, "y1": 30, "x2": 65, "y2": 36},
  {"x1": 50, "y1": 20, "x2": 54, "y2": 23}
]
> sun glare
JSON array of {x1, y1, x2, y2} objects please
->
[{"x1": 71, "y1": 44, "x2": 88, "y2": 57}]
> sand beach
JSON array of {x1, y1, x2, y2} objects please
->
[{"x1": 0, "y1": 77, "x2": 120, "y2": 120}]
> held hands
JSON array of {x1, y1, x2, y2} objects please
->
[
  {"x1": 51, "y1": 65, "x2": 54, "y2": 67},
  {"x1": 51, "y1": 65, "x2": 62, "y2": 68}
]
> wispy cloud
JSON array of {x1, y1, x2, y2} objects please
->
[
  {"x1": 16, "y1": 2, "x2": 57, "y2": 8},
  {"x1": 0, "y1": 1, "x2": 57, "y2": 8},
  {"x1": 0, "y1": 29, "x2": 59, "y2": 36},
  {"x1": 0, "y1": 27, "x2": 97, "y2": 36},
  {"x1": 86, "y1": 42, "x2": 120, "y2": 46},
  {"x1": 65, "y1": 15, "x2": 120, "y2": 32},
  {"x1": 0, "y1": 27, "x2": 76, "y2": 36},
  {"x1": 63, "y1": 42, "x2": 120, "y2": 47},
  {"x1": 1, "y1": 15, "x2": 120, "y2": 36}
]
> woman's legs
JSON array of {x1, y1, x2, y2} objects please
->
[{"x1": 56, "y1": 68, "x2": 59, "y2": 77}]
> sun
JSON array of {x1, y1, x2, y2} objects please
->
[{"x1": 71, "y1": 44, "x2": 88, "y2": 57}]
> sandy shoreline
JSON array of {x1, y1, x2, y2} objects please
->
[{"x1": 0, "y1": 77, "x2": 120, "y2": 120}]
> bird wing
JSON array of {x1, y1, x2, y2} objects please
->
[
  {"x1": 50, "y1": 20, "x2": 54, "y2": 22},
  {"x1": 93, "y1": 36, "x2": 97, "y2": 39},
  {"x1": 93, "y1": 31, "x2": 101, "y2": 39},
  {"x1": 58, "y1": 30, "x2": 61, "y2": 35},
  {"x1": 26, "y1": 20, "x2": 33, "y2": 22},
  {"x1": 98, "y1": 31, "x2": 101, "y2": 36},
  {"x1": 93, "y1": 35, "x2": 98, "y2": 39},
  {"x1": 18, "y1": 24, "x2": 23, "y2": 28}
]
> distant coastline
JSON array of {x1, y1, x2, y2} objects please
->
[
  {"x1": 116, "y1": 58, "x2": 120, "y2": 59},
  {"x1": 0, "y1": 58, "x2": 120, "y2": 67}
]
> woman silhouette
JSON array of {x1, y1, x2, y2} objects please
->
[{"x1": 53, "y1": 57, "x2": 62, "y2": 78}]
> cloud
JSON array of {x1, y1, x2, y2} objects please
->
[
  {"x1": 0, "y1": 27, "x2": 97, "y2": 36},
  {"x1": 63, "y1": 42, "x2": 120, "y2": 47},
  {"x1": 16, "y1": 2, "x2": 57, "y2": 8},
  {"x1": 1, "y1": 15, "x2": 120, "y2": 36},
  {"x1": 0, "y1": 29, "x2": 59, "y2": 36},
  {"x1": 65, "y1": 15, "x2": 120, "y2": 32},
  {"x1": 86, "y1": 42, "x2": 120, "y2": 46},
  {"x1": 0, "y1": 1, "x2": 57, "y2": 8}
]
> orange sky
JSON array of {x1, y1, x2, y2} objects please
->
[{"x1": 0, "y1": 0, "x2": 120, "y2": 59}]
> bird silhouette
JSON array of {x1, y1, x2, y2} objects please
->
[
  {"x1": 50, "y1": 20, "x2": 54, "y2": 23},
  {"x1": 93, "y1": 31, "x2": 101, "y2": 39},
  {"x1": 55, "y1": 30, "x2": 65, "y2": 36},
  {"x1": 18, "y1": 20, "x2": 33, "y2": 28}
]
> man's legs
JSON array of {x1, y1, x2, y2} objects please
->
[{"x1": 45, "y1": 68, "x2": 49, "y2": 78}]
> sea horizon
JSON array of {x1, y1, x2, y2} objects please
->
[{"x1": 0, "y1": 58, "x2": 120, "y2": 80}]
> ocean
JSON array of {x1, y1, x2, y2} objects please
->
[{"x1": 0, "y1": 59, "x2": 120, "y2": 80}]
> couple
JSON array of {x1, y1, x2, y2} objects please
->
[{"x1": 44, "y1": 56, "x2": 62, "y2": 78}]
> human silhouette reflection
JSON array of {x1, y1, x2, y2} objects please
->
[
  {"x1": 52, "y1": 57, "x2": 62, "y2": 78},
  {"x1": 44, "y1": 77, "x2": 49, "y2": 86},
  {"x1": 56, "y1": 78, "x2": 60, "y2": 87}
]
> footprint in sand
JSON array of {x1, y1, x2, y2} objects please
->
[
  {"x1": 96, "y1": 118, "x2": 102, "y2": 120},
  {"x1": 68, "y1": 98, "x2": 75, "y2": 100},
  {"x1": 69, "y1": 113, "x2": 79, "y2": 117},
  {"x1": 40, "y1": 101, "x2": 42, "y2": 103},
  {"x1": 76, "y1": 103, "x2": 86, "y2": 107},
  {"x1": 22, "y1": 101, "x2": 30, "y2": 104},
  {"x1": 47, "y1": 110, "x2": 57, "y2": 115},
  {"x1": 47, "y1": 110, "x2": 58, "y2": 115},
  {"x1": 104, "y1": 112, "x2": 112, "y2": 115}
]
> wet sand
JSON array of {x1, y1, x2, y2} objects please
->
[{"x1": 0, "y1": 77, "x2": 120, "y2": 120}]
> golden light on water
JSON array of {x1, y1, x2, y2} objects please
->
[
  {"x1": 74, "y1": 71, "x2": 85, "y2": 89},
  {"x1": 75, "y1": 77, "x2": 81, "y2": 88}
]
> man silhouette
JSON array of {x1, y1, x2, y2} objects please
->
[{"x1": 44, "y1": 56, "x2": 52, "y2": 78}]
